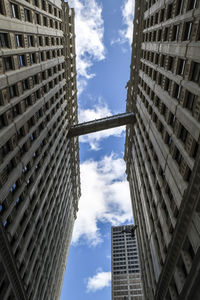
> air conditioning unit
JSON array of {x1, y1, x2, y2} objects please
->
[
  {"x1": 3, "y1": 110, "x2": 13, "y2": 125},
  {"x1": 9, "y1": 134, "x2": 17, "y2": 150},
  {"x1": 18, "y1": 100, "x2": 26, "y2": 114}
]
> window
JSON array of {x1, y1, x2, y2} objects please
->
[
  {"x1": 0, "y1": 1, "x2": 4, "y2": 15},
  {"x1": 187, "y1": 0, "x2": 197, "y2": 11},
  {"x1": 191, "y1": 62, "x2": 200, "y2": 84},
  {"x1": 178, "y1": 59, "x2": 185, "y2": 76},
  {"x1": 38, "y1": 36, "x2": 43, "y2": 46},
  {"x1": 28, "y1": 35, "x2": 34, "y2": 47},
  {"x1": 35, "y1": 13, "x2": 40, "y2": 24},
  {"x1": 16, "y1": 34, "x2": 23, "y2": 47},
  {"x1": 42, "y1": 0, "x2": 46, "y2": 10},
  {"x1": 9, "y1": 85, "x2": 17, "y2": 98},
  {"x1": 171, "y1": 25, "x2": 179, "y2": 41},
  {"x1": 30, "y1": 53, "x2": 36, "y2": 64},
  {"x1": 19, "y1": 55, "x2": 26, "y2": 67},
  {"x1": 4, "y1": 57, "x2": 13, "y2": 71},
  {"x1": 24, "y1": 8, "x2": 31, "y2": 22},
  {"x1": 175, "y1": 0, "x2": 183, "y2": 15},
  {"x1": 164, "y1": 27, "x2": 169, "y2": 41},
  {"x1": 173, "y1": 83, "x2": 181, "y2": 99},
  {"x1": 45, "y1": 36, "x2": 49, "y2": 46},
  {"x1": 43, "y1": 16, "x2": 47, "y2": 26},
  {"x1": 185, "y1": 92, "x2": 195, "y2": 111},
  {"x1": 175, "y1": 148, "x2": 182, "y2": 164},
  {"x1": 11, "y1": 3, "x2": 20, "y2": 19},
  {"x1": 22, "y1": 79, "x2": 29, "y2": 91},
  {"x1": 183, "y1": 22, "x2": 192, "y2": 41},
  {"x1": 168, "y1": 56, "x2": 174, "y2": 71},
  {"x1": 166, "y1": 3, "x2": 173, "y2": 20},
  {"x1": 33, "y1": 0, "x2": 39, "y2": 7},
  {"x1": 0, "y1": 33, "x2": 9, "y2": 48},
  {"x1": 180, "y1": 126, "x2": 187, "y2": 142}
]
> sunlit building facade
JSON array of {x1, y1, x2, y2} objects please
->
[
  {"x1": 0, "y1": 1, "x2": 80, "y2": 299},
  {"x1": 111, "y1": 225, "x2": 143, "y2": 300},
  {"x1": 125, "y1": 0, "x2": 200, "y2": 299}
]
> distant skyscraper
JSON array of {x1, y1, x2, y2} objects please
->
[
  {"x1": 111, "y1": 225, "x2": 143, "y2": 300},
  {"x1": 125, "y1": 0, "x2": 200, "y2": 299},
  {"x1": 0, "y1": 1, "x2": 80, "y2": 299}
]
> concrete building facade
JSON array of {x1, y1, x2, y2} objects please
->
[
  {"x1": 111, "y1": 225, "x2": 143, "y2": 300},
  {"x1": 0, "y1": 1, "x2": 80, "y2": 299},
  {"x1": 125, "y1": 0, "x2": 200, "y2": 299}
]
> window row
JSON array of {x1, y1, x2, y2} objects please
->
[
  {"x1": 144, "y1": 0, "x2": 197, "y2": 28},
  {"x1": 9, "y1": 2, "x2": 62, "y2": 29},
  {"x1": 2, "y1": 49, "x2": 64, "y2": 72},
  {"x1": 0, "y1": 32, "x2": 63, "y2": 49}
]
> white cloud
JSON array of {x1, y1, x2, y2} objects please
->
[
  {"x1": 87, "y1": 271, "x2": 111, "y2": 292},
  {"x1": 68, "y1": 0, "x2": 105, "y2": 93},
  {"x1": 72, "y1": 153, "x2": 133, "y2": 246},
  {"x1": 79, "y1": 104, "x2": 125, "y2": 150},
  {"x1": 111, "y1": 0, "x2": 135, "y2": 46}
]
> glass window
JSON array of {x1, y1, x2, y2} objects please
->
[
  {"x1": 0, "y1": 33, "x2": 9, "y2": 48},
  {"x1": 11, "y1": 3, "x2": 20, "y2": 19},
  {"x1": 9, "y1": 85, "x2": 17, "y2": 98},
  {"x1": 19, "y1": 55, "x2": 26, "y2": 67},
  {"x1": 178, "y1": 59, "x2": 186, "y2": 76},
  {"x1": 185, "y1": 92, "x2": 195, "y2": 111},
  {"x1": 24, "y1": 8, "x2": 31, "y2": 22},
  {"x1": 28, "y1": 35, "x2": 34, "y2": 47},
  {"x1": 192, "y1": 62, "x2": 200, "y2": 84},
  {"x1": 16, "y1": 34, "x2": 23, "y2": 47},
  {"x1": 22, "y1": 79, "x2": 29, "y2": 91},
  {"x1": 4, "y1": 57, "x2": 13, "y2": 71},
  {"x1": 183, "y1": 22, "x2": 192, "y2": 41}
]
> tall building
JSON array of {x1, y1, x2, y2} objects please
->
[
  {"x1": 0, "y1": 1, "x2": 80, "y2": 299},
  {"x1": 111, "y1": 225, "x2": 143, "y2": 300},
  {"x1": 125, "y1": 0, "x2": 200, "y2": 299}
]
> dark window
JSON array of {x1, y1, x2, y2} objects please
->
[
  {"x1": 16, "y1": 34, "x2": 23, "y2": 47},
  {"x1": 171, "y1": 25, "x2": 179, "y2": 41},
  {"x1": 4, "y1": 57, "x2": 13, "y2": 71},
  {"x1": 191, "y1": 63, "x2": 200, "y2": 84},
  {"x1": 175, "y1": 148, "x2": 182, "y2": 164},
  {"x1": 30, "y1": 53, "x2": 36, "y2": 64},
  {"x1": 33, "y1": 0, "x2": 39, "y2": 7},
  {"x1": 187, "y1": 0, "x2": 197, "y2": 11},
  {"x1": 185, "y1": 92, "x2": 195, "y2": 111},
  {"x1": 22, "y1": 79, "x2": 29, "y2": 91},
  {"x1": 38, "y1": 36, "x2": 43, "y2": 46},
  {"x1": 166, "y1": 3, "x2": 173, "y2": 20},
  {"x1": 11, "y1": 3, "x2": 20, "y2": 19},
  {"x1": 42, "y1": 0, "x2": 46, "y2": 10},
  {"x1": 0, "y1": 33, "x2": 9, "y2": 48},
  {"x1": 19, "y1": 55, "x2": 26, "y2": 67},
  {"x1": 169, "y1": 113, "x2": 176, "y2": 128},
  {"x1": 24, "y1": 8, "x2": 31, "y2": 22},
  {"x1": 0, "y1": 1, "x2": 4, "y2": 15},
  {"x1": 180, "y1": 126, "x2": 187, "y2": 142},
  {"x1": 160, "y1": 9, "x2": 165, "y2": 22},
  {"x1": 168, "y1": 56, "x2": 174, "y2": 71},
  {"x1": 175, "y1": 0, "x2": 183, "y2": 15},
  {"x1": 164, "y1": 27, "x2": 169, "y2": 41},
  {"x1": 9, "y1": 85, "x2": 17, "y2": 98},
  {"x1": 35, "y1": 13, "x2": 40, "y2": 24},
  {"x1": 43, "y1": 16, "x2": 47, "y2": 26},
  {"x1": 173, "y1": 83, "x2": 181, "y2": 99},
  {"x1": 178, "y1": 59, "x2": 185, "y2": 76},
  {"x1": 45, "y1": 36, "x2": 49, "y2": 45},
  {"x1": 183, "y1": 22, "x2": 192, "y2": 41},
  {"x1": 160, "y1": 55, "x2": 166, "y2": 67},
  {"x1": 28, "y1": 35, "x2": 34, "y2": 47}
]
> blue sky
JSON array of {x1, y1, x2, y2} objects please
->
[{"x1": 61, "y1": 0, "x2": 134, "y2": 299}]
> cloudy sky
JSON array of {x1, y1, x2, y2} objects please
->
[{"x1": 61, "y1": 0, "x2": 134, "y2": 299}]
